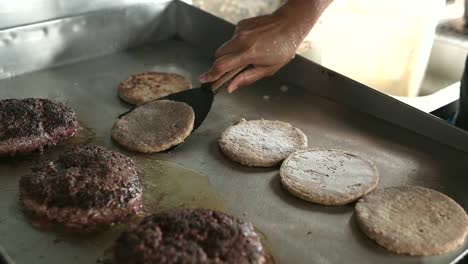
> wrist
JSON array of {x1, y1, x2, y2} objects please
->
[{"x1": 276, "y1": 0, "x2": 332, "y2": 42}]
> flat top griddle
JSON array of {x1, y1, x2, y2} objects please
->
[{"x1": 0, "y1": 1, "x2": 467, "y2": 264}]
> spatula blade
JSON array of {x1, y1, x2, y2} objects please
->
[{"x1": 159, "y1": 84, "x2": 214, "y2": 130}]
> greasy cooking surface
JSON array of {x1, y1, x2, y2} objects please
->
[{"x1": 0, "y1": 40, "x2": 467, "y2": 264}]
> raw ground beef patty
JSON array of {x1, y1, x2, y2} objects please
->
[
  {"x1": 0, "y1": 98, "x2": 78, "y2": 156},
  {"x1": 19, "y1": 145, "x2": 143, "y2": 231}
]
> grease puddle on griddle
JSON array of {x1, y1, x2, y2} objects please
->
[
  {"x1": 25, "y1": 159, "x2": 225, "y2": 264},
  {"x1": 60, "y1": 121, "x2": 95, "y2": 147},
  {"x1": 94, "y1": 158, "x2": 275, "y2": 264},
  {"x1": 94, "y1": 158, "x2": 226, "y2": 263},
  {"x1": 136, "y1": 157, "x2": 226, "y2": 213},
  {"x1": 13, "y1": 158, "x2": 272, "y2": 264},
  {"x1": 254, "y1": 227, "x2": 276, "y2": 264}
]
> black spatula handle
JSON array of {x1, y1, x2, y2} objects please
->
[
  {"x1": 0, "y1": 246, "x2": 14, "y2": 264},
  {"x1": 210, "y1": 65, "x2": 249, "y2": 93}
]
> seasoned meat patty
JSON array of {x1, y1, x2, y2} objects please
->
[
  {"x1": 118, "y1": 72, "x2": 191, "y2": 105},
  {"x1": 219, "y1": 118, "x2": 308, "y2": 167},
  {"x1": 0, "y1": 98, "x2": 78, "y2": 156},
  {"x1": 112, "y1": 100, "x2": 195, "y2": 153},
  {"x1": 114, "y1": 208, "x2": 266, "y2": 264},
  {"x1": 280, "y1": 149, "x2": 379, "y2": 205},
  {"x1": 19, "y1": 145, "x2": 142, "y2": 231},
  {"x1": 355, "y1": 186, "x2": 468, "y2": 256}
]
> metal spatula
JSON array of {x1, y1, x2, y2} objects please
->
[
  {"x1": 116, "y1": 66, "x2": 247, "y2": 151},
  {"x1": 158, "y1": 65, "x2": 247, "y2": 131}
]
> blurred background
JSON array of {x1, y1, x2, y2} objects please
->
[
  {"x1": 0, "y1": 0, "x2": 466, "y2": 114},
  {"x1": 192, "y1": 0, "x2": 468, "y2": 115}
]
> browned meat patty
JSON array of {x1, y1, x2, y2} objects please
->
[
  {"x1": 111, "y1": 100, "x2": 195, "y2": 153},
  {"x1": 114, "y1": 208, "x2": 266, "y2": 264},
  {"x1": 19, "y1": 145, "x2": 142, "y2": 231},
  {"x1": 118, "y1": 72, "x2": 191, "y2": 105},
  {"x1": 0, "y1": 98, "x2": 78, "y2": 156}
]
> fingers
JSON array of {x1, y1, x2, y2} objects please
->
[
  {"x1": 214, "y1": 37, "x2": 243, "y2": 59},
  {"x1": 199, "y1": 14, "x2": 287, "y2": 86},
  {"x1": 199, "y1": 52, "x2": 251, "y2": 83},
  {"x1": 226, "y1": 66, "x2": 277, "y2": 93}
]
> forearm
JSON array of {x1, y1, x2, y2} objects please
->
[{"x1": 276, "y1": 0, "x2": 333, "y2": 46}]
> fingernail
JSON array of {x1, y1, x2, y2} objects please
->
[{"x1": 199, "y1": 73, "x2": 208, "y2": 82}]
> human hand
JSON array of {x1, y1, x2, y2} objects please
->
[
  {"x1": 199, "y1": 12, "x2": 300, "y2": 93},
  {"x1": 199, "y1": 0, "x2": 332, "y2": 93}
]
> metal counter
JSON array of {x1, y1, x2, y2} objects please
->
[{"x1": 0, "y1": 1, "x2": 467, "y2": 263}]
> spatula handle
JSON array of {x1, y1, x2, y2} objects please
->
[
  {"x1": 0, "y1": 246, "x2": 13, "y2": 264},
  {"x1": 210, "y1": 65, "x2": 249, "y2": 93}
]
